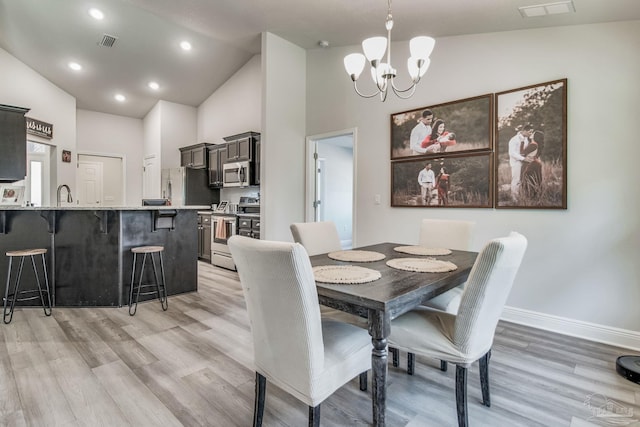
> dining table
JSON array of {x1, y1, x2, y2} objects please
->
[{"x1": 310, "y1": 242, "x2": 478, "y2": 427}]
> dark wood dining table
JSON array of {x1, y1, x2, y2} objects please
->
[{"x1": 310, "y1": 242, "x2": 478, "y2": 427}]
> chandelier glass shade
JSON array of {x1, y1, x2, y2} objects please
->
[{"x1": 344, "y1": 0, "x2": 435, "y2": 101}]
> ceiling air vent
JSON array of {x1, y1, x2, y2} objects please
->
[{"x1": 98, "y1": 34, "x2": 118, "y2": 47}]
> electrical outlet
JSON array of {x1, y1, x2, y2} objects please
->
[{"x1": 374, "y1": 194, "x2": 381, "y2": 205}]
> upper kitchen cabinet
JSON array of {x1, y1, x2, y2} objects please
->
[
  {"x1": 180, "y1": 143, "x2": 213, "y2": 169},
  {"x1": 223, "y1": 131, "x2": 260, "y2": 162},
  {"x1": 208, "y1": 144, "x2": 228, "y2": 188},
  {"x1": 0, "y1": 104, "x2": 30, "y2": 182}
]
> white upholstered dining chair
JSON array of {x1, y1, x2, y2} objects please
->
[
  {"x1": 419, "y1": 218, "x2": 476, "y2": 313},
  {"x1": 228, "y1": 235, "x2": 371, "y2": 427},
  {"x1": 290, "y1": 221, "x2": 367, "y2": 327},
  {"x1": 289, "y1": 221, "x2": 342, "y2": 256},
  {"x1": 387, "y1": 232, "x2": 528, "y2": 427},
  {"x1": 391, "y1": 218, "x2": 476, "y2": 372}
]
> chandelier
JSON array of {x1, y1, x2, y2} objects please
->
[{"x1": 343, "y1": 0, "x2": 435, "y2": 101}]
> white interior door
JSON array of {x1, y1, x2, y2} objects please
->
[
  {"x1": 77, "y1": 161, "x2": 103, "y2": 206},
  {"x1": 143, "y1": 155, "x2": 159, "y2": 198}
]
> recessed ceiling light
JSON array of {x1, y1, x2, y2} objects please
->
[
  {"x1": 180, "y1": 41, "x2": 192, "y2": 51},
  {"x1": 68, "y1": 62, "x2": 82, "y2": 71},
  {"x1": 88, "y1": 8, "x2": 104, "y2": 20},
  {"x1": 148, "y1": 81, "x2": 160, "y2": 90},
  {"x1": 114, "y1": 94, "x2": 126, "y2": 102}
]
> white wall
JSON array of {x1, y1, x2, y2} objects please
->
[
  {"x1": 306, "y1": 21, "x2": 640, "y2": 335},
  {"x1": 197, "y1": 55, "x2": 262, "y2": 145},
  {"x1": 76, "y1": 109, "x2": 143, "y2": 205},
  {"x1": 158, "y1": 101, "x2": 197, "y2": 169},
  {"x1": 0, "y1": 46, "x2": 76, "y2": 202},
  {"x1": 262, "y1": 32, "x2": 307, "y2": 241}
]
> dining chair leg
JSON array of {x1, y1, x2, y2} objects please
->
[
  {"x1": 359, "y1": 371, "x2": 368, "y2": 391},
  {"x1": 479, "y1": 350, "x2": 491, "y2": 407},
  {"x1": 408, "y1": 352, "x2": 415, "y2": 375},
  {"x1": 455, "y1": 365, "x2": 469, "y2": 427},
  {"x1": 390, "y1": 347, "x2": 399, "y2": 367},
  {"x1": 440, "y1": 360, "x2": 448, "y2": 371},
  {"x1": 253, "y1": 373, "x2": 266, "y2": 427},
  {"x1": 308, "y1": 404, "x2": 320, "y2": 427}
]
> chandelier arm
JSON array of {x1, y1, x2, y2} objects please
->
[
  {"x1": 391, "y1": 81, "x2": 418, "y2": 99},
  {"x1": 390, "y1": 76, "x2": 420, "y2": 94},
  {"x1": 353, "y1": 81, "x2": 383, "y2": 99}
]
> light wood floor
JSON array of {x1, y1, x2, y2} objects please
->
[{"x1": 1, "y1": 261, "x2": 639, "y2": 426}]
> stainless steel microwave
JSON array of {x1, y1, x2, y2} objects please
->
[{"x1": 223, "y1": 161, "x2": 251, "y2": 187}]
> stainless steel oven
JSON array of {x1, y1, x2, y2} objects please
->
[
  {"x1": 223, "y1": 161, "x2": 251, "y2": 188},
  {"x1": 212, "y1": 214, "x2": 237, "y2": 270}
]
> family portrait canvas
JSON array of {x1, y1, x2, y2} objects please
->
[
  {"x1": 391, "y1": 153, "x2": 492, "y2": 208},
  {"x1": 495, "y1": 79, "x2": 567, "y2": 209},
  {"x1": 390, "y1": 94, "x2": 493, "y2": 160}
]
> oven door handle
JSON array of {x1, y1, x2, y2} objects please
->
[{"x1": 228, "y1": 218, "x2": 236, "y2": 235}]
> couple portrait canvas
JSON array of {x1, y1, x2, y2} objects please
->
[
  {"x1": 391, "y1": 153, "x2": 492, "y2": 208},
  {"x1": 390, "y1": 94, "x2": 493, "y2": 160},
  {"x1": 495, "y1": 79, "x2": 567, "y2": 209}
]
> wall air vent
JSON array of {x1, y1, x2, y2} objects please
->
[{"x1": 98, "y1": 34, "x2": 118, "y2": 47}]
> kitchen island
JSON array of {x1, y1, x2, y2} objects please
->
[{"x1": 0, "y1": 206, "x2": 203, "y2": 307}]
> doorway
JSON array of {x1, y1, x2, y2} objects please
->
[
  {"x1": 25, "y1": 141, "x2": 51, "y2": 206},
  {"x1": 76, "y1": 154, "x2": 124, "y2": 206},
  {"x1": 306, "y1": 129, "x2": 356, "y2": 248},
  {"x1": 143, "y1": 155, "x2": 159, "y2": 198}
]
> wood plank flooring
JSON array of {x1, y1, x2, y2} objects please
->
[{"x1": 1, "y1": 261, "x2": 639, "y2": 426}]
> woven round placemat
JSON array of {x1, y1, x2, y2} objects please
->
[
  {"x1": 327, "y1": 250, "x2": 386, "y2": 262},
  {"x1": 386, "y1": 258, "x2": 458, "y2": 273},
  {"x1": 313, "y1": 265, "x2": 382, "y2": 284},
  {"x1": 394, "y1": 246, "x2": 452, "y2": 256}
]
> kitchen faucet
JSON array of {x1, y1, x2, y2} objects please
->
[{"x1": 56, "y1": 184, "x2": 73, "y2": 206}]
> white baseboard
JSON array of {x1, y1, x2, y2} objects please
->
[{"x1": 501, "y1": 306, "x2": 640, "y2": 352}]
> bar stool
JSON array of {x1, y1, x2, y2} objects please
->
[
  {"x1": 128, "y1": 245, "x2": 168, "y2": 315},
  {"x1": 3, "y1": 248, "x2": 52, "y2": 324}
]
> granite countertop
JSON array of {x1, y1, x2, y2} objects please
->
[{"x1": 0, "y1": 205, "x2": 210, "y2": 211}]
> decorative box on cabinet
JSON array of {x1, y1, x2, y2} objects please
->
[
  {"x1": 180, "y1": 143, "x2": 213, "y2": 169},
  {"x1": 0, "y1": 104, "x2": 30, "y2": 182}
]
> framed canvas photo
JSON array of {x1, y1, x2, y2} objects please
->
[
  {"x1": 390, "y1": 94, "x2": 493, "y2": 160},
  {"x1": 495, "y1": 79, "x2": 567, "y2": 209},
  {"x1": 391, "y1": 153, "x2": 492, "y2": 208},
  {"x1": 0, "y1": 185, "x2": 25, "y2": 206}
]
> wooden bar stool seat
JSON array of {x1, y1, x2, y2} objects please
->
[
  {"x1": 128, "y1": 245, "x2": 168, "y2": 315},
  {"x1": 3, "y1": 248, "x2": 52, "y2": 324}
]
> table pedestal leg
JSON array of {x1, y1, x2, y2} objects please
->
[{"x1": 369, "y1": 310, "x2": 390, "y2": 427}]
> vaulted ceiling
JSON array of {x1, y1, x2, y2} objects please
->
[{"x1": 1, "y1": 0, "x2": 638, "y2": 118}]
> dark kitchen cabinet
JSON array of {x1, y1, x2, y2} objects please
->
[
  {"x1": 0, "y1": 104, "x2": 30, "y2": 182},
  {"x1": 238, "y1": 215, "x2": 260, "y2": 239},
  {"x1": 180, "y1": 143, "x2": 212, "y2": 169},
  {"x1": 223, "y1": 131, "x2": 259, "y2": 162},
  {"x1": 253, "y1": 134, "x2": 261, "y2": 185},
  {"x1": 208, "y1": 144, "x2": 227, "y2": 188},
  {"x1": 197, "y1": 213, "x2": 212, "y2": 262}
]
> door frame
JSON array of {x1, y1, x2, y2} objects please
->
[
  {"x1": 77, "y1": 151, "x2": 126, "y2": 205},
  {"x1": 305, "y1": 127, "x2": 358, "y2": 247}
]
